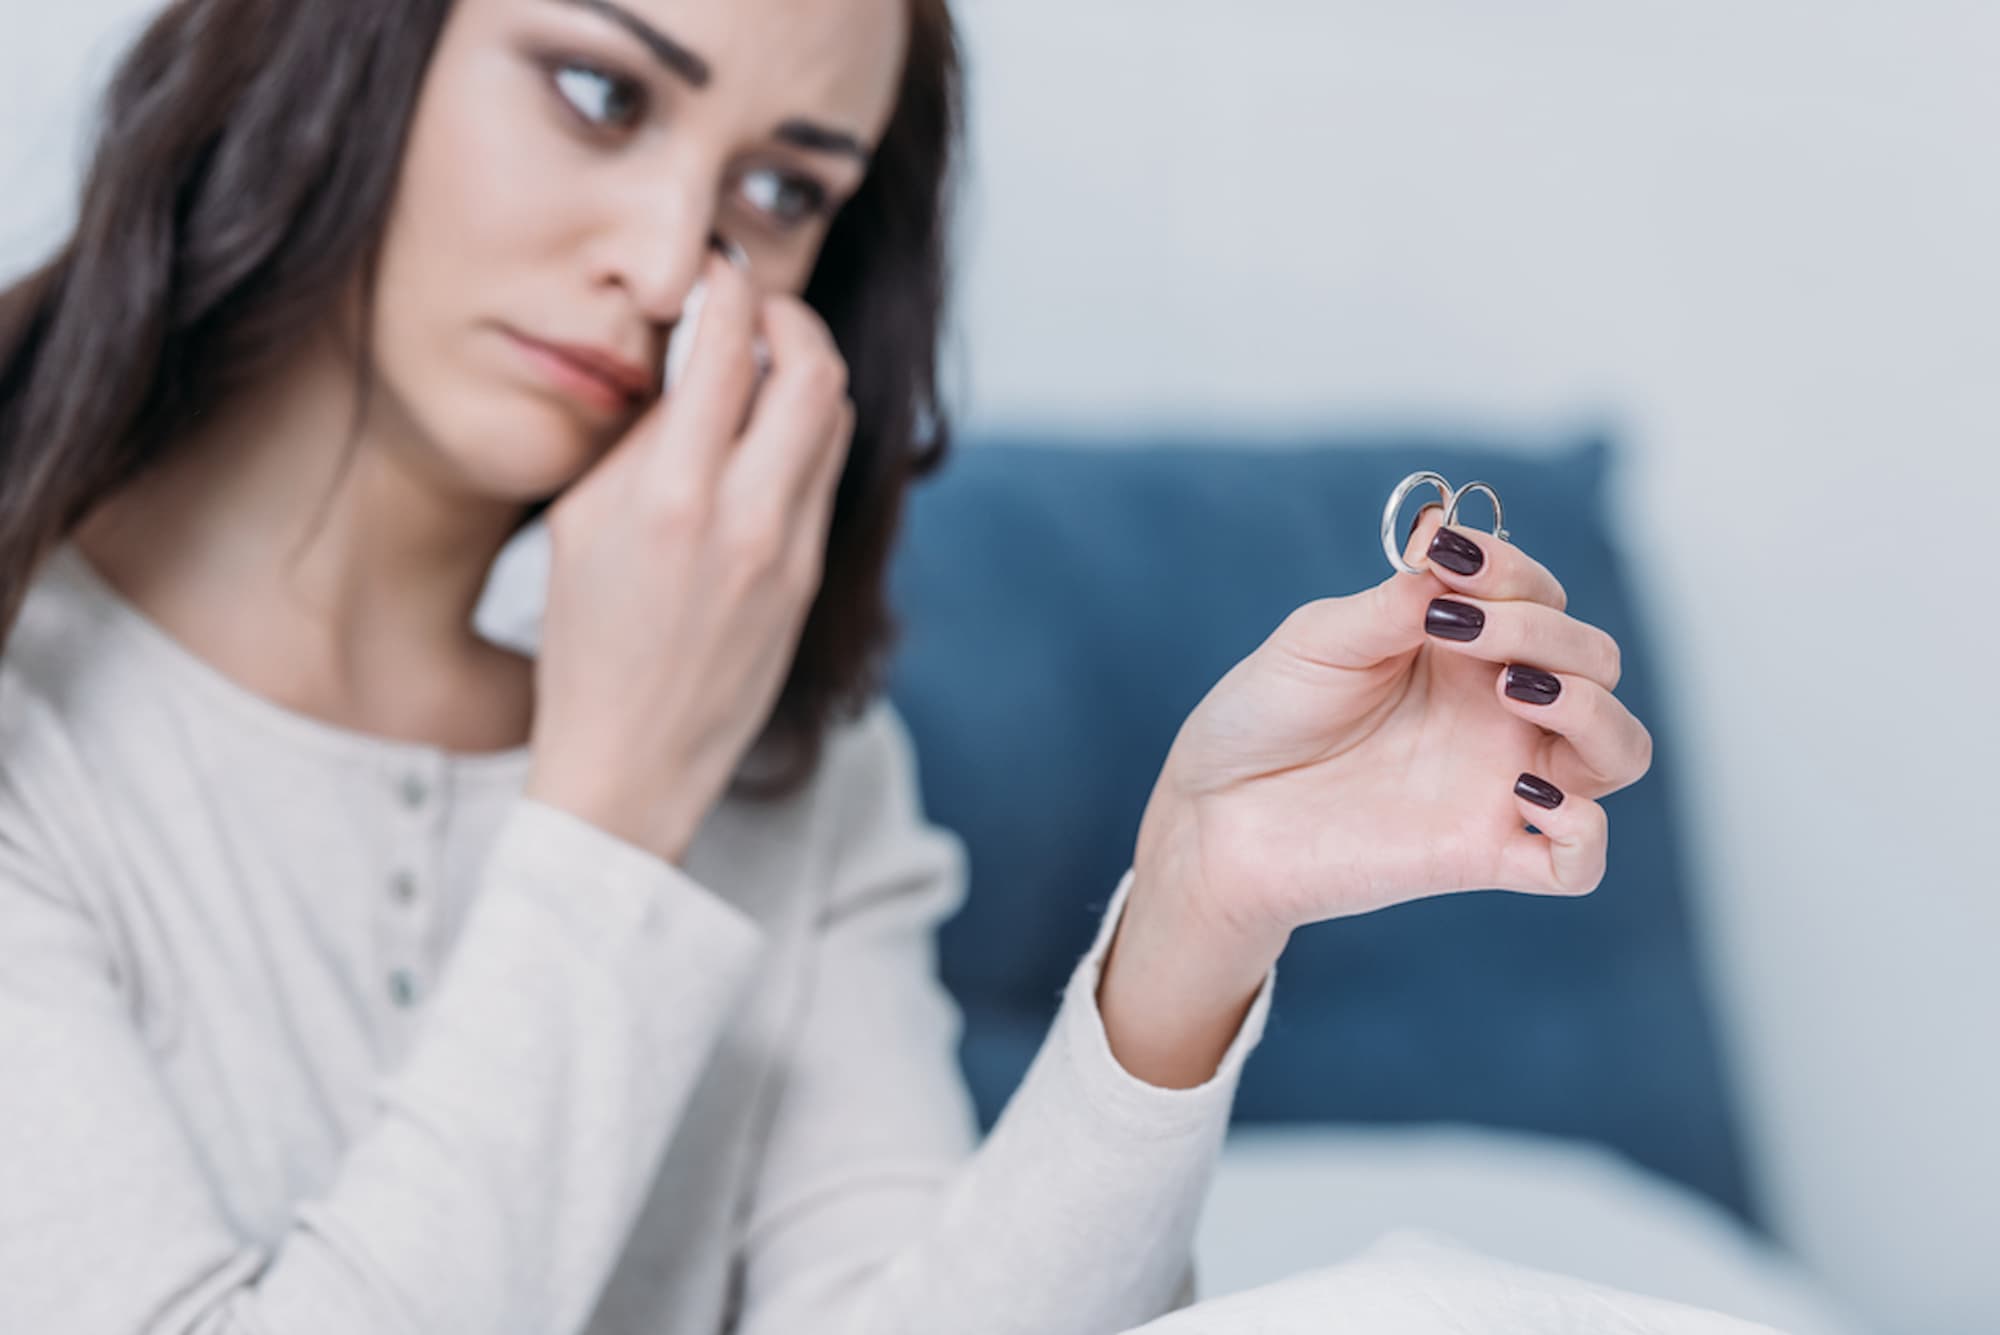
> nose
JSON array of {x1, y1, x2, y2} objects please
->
[
  {"x1": 622, "y1": 236, "x2": 718, "y2": 334},
  {"x1": 601, "y1": 177, "x2": 727, "y2": 330}
]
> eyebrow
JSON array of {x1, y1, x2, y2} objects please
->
[{"x1": 549, "y1": 0, "x2": 876, "y2": 165}]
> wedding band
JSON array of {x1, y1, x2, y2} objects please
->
[{"x1": 1381, "y1": 470, "x2": 1511, "y2": 575}]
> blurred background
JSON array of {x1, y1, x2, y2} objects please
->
[{"x1": 5, "y1": 3, "x2": 1994, "y2": 1333}]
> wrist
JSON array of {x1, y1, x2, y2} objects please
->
[
  {"x1": 1133, "y1": 797, "x2": 1292, "y2": 970},
  {"x1": 1093, "y1": 867, "x2": 1282, "y2": 1091},
  {"x1": 1118, "y1": 862, "x2": 1285, "y2": 1003}
]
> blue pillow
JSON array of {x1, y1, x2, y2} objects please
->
[{"x1": 884, "y1": 430, "x2": 1759, "y2": 1227}]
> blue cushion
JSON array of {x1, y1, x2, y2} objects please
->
[{"x1": 884, "y1": 430, "x2": 1759, "y2": 1227}]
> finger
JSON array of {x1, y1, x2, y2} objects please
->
[
  {"x1": 651, "y1": 245, "x2": 761, "y2": 493},
  {"x1": 795, "y1": 396, "x2": 855, "y2": 566},
  {"x1": 1279, "y1": 568, "x2": 1444, "y2": 670},
  {"x1": 1419, "y1": 592, "x2": 1623, "y2": 691},
  {"x1": 1493, "y1": 665, "x2": 1654, "y2": 797},
  {"x1": 1272, "y1": 505, "x2": 1456, "y2": 667},
  {"x1": 1494, "y1": 775, "x2": 1608, "y2": 897},
  {"x1": 1288, "y1": 492, "x2": 1569, "y2": 668},
  {"x1": 722, "y1": 296, "x2": 849, "y2": 517},
  {"x1": 1399, "y1": 501, "x2": 1445, "y2": 568},
  {"x1": 1405, "y1": 505, "x2": 1568, "y2": 611}
]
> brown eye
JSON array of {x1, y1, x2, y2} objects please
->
[
  {"x1": 740, "y1": 167, "x2": 831, "y2": 227},
  {"x1": 551, "y1": 61, "x2": 645, "y2": 130}
]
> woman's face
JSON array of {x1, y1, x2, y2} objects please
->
[{"x1": 364, "y1": 0, "x2": 908, "y2": 501}]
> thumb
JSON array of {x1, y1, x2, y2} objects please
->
[
  {"x1": 597, "y1": 391, "x2": 672, "y2": 478},
  {"x1": 552, "y1": 378, "x2": 674, "y2": 520},
  {"x1": 1274, "y1": 503, "x2": 1447, "y2": 669}
]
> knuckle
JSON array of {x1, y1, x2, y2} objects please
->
[
  {"x1": 1281, "y1": 596, "x2": 1328, "y2": 644},
  {"x1": 1357, "y1": 583, "x2": 1386, "y2": 628},
  {"x1": 719, "y1": 501, "x2": 789, "y2": 569},
  {"x1": 765, "y1": 294, "x2": 822, "y2": 347},
  {"x1": 1580, "y1": 807, "x2": 1612, "y2": 894},
  {"x1": 790, "y1": 293, "x2": 838, "y2": 345},
  {"x1": 1630, "y1": 719, "x2": 1656, "y2": 781},
  {"x1": 640, "y1": 476, "x2": 713, "y2": 529},
  {"x1": 771, "y1": 299, "x2": 846, "y2": 389},
  {"x1": 804, "y1": 350, "x2": 848, "y2": 406},
  {"x1": 1577, "y1": 679, "x2": 1611, "y2": 735},
  {"x1": 754, "y1": 293, "x2": 796, "y2": 344},
  {"x1": 1595, "y1": 629, "x2": 1623, "y2": 688}
]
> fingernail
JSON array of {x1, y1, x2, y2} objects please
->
[
  {"x1": 1504, "y1": 664, "x2": 1561, "y2": 706},
  {"x1": 1428, "y1": 527, "x2": 1485, "y2": 576},
  {"x1": 1425, "y1": 597, "x2": 1484, "y2": 641},
  {"x1": 1516, "y1": 772, "x2": 1565, "y2": 809},
  {"x1": 1406, "y1": 504, "x2": 1431, "y2": 548}
]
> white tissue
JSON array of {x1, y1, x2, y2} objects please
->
[
  {"x1": 663, "y1": 276, "x2": 707, "y2": 393},
  {"x1": 660, "y1": 273, "x2": 772, "y2": 397}
]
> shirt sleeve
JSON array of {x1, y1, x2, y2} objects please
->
[
  {"x1": 0, "y1": 791, "x2": 768, "y2": 1335},
  {"x1": 730, "y1": 700, "x2": 1278, "y2": 1335}
]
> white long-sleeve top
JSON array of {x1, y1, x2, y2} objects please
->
[{"x1": 0, "y1": 538, "x2": 1277, "y2": 1335}]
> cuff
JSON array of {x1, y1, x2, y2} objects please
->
[
  {"x1": 1055, "y1": 865, "x2": 1276, "y2": 1139},
  {"x1": 483, "y1": 796, "x2": 767, "y2": 963}
]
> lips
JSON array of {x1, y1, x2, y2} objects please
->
[
  {"x1": 537, "y1": 338, "x2": 653, "y2": 399},
  {"x1": 504, "y1": 329, "x2": 653, "y2": 413}
]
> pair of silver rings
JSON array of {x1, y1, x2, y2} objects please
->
[{"x1": 1380, "y1": 470, "x2": 1512, "y2": 575}]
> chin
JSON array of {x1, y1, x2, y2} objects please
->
[{"x1": 430, "y1": 390, "x2": 618, "y2": 501}]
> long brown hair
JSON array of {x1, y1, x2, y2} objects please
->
[{"x1": 0, "y1": 0, "x2": 962, "y2": 800}]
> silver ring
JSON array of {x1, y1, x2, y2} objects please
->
[
  {"x1": 1446, "y1": 480, "x2": 1510, "y2": 545},
  {"x1": 1381, "y1": 470, "x2": 1512, "y2": 575},
  {"x1": 1381, "y1": 470, "x2": 1454, "y2": 575},
  {"x1": 715, "y1": 235, "x2": 751, "y2": 273}
]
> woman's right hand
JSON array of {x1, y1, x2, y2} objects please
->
[{"x1": 523, "y1": 246, "x2": 856, "y2": 864}]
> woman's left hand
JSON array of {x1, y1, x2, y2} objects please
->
[{"x1": 1128, "y1": 502, "x2": 1656, "y2": 972}]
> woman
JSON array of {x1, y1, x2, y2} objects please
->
[{"x1": 0, "y1": 1, "x2": 1652, "y2": 1332}]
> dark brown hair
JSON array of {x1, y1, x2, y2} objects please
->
[{"x1": 0, "y1": 0, "x2": 962, "y2": 800}]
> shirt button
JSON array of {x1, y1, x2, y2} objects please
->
[
  {"x1": 389, "y1": 869, "x2": 418, "y2": 905},
  {"x1": 397, "y1": 773, "x2": 429, "y2": 809},
  {"x1": 388, "y1": 969, "x2": 418, "y2": 1007}
]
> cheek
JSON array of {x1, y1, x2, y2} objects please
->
[
  {"x1": 365, "y1": 48, "x2": 606, "y2": 493},
  {"x1": 381, "y1": 51, "x2": 570, "y2": 329}
]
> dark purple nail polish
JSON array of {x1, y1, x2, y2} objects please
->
[
  {"x1": 1504, "y1": 665, "x2": 1562, "y2": 706},
  {"x1": 1516, "y1": 772, "x2": 1564, "y2": 809},
  {"x1": 1428, "y1": 527, "x2": 1485, "y2": 576},
  {"x1": 1425, "y1": 597, "x2": 1484, "y2": 641}
]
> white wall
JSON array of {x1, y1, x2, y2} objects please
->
[
  {"x1": 1, "y1": 5, "x2": 162, "y2": 262},
  {"x1": 6, "y1": 4, "x2": 1995, "y2": 1331},
  {"x1": 944, "y1": 4, "x2": 1998, "y2": 1333}
]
